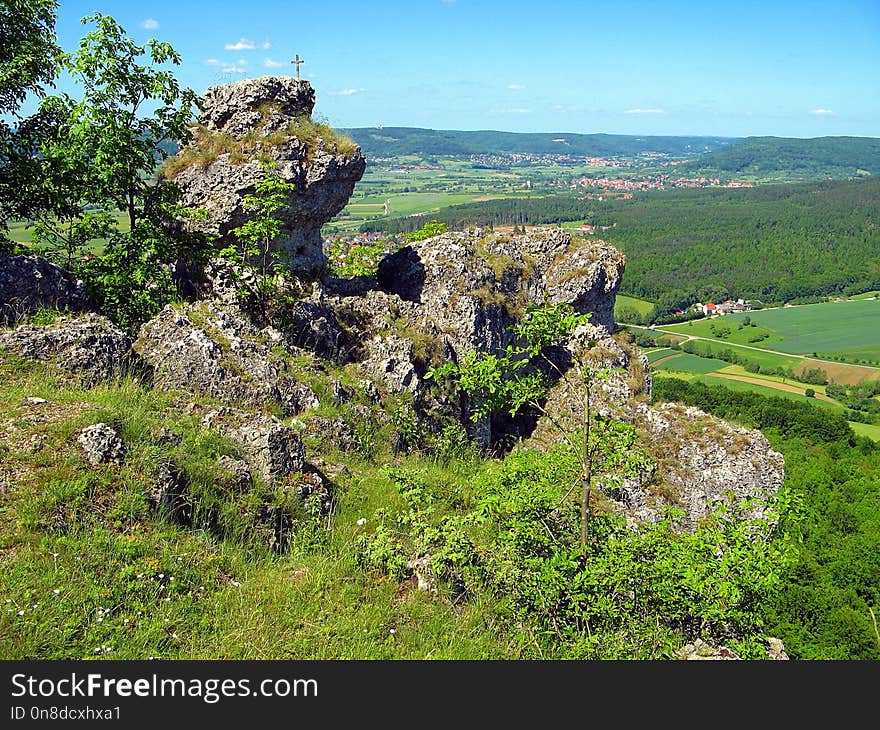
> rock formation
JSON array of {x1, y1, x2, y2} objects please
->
[
  {"x1": 133, "y1": 300, "x2": 318, "y2": 415},
  {"x1": 0, "y1": 313, "x2": 133, "y2": 383},
  {"x1": 0, "y1": 252, "x2": 90, "y2": 324},
  {"x1": 170, "y1": 76, "x2": 365, "y2": 274}
]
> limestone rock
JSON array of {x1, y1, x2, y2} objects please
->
[
  {"x1": 359, "y1": 333, "x2": 420, "y2": 396},
  {"x1": 134, "y1": 302, "x2": 312, "y2": 412},
  {"x1": 766, "y1": 637, "x2": 790, "y2": 660},
  {"x1": 0, "y1": 253, "x2": 90, "y2": 324},
  {"x1": 623, "y1": 401, "x2": 785, "y2": 530},
  {"x1": 281, "y1": 298, "x2": 351, "y2": 363},
  {"x1": 217, "y1": 455, "x2": 253, "y2": 492},
  {"x1": 303, "y1": 416, "x2": 359, "y2": 452},
  {"x1": 171, "y1": 77, "x2": 365, "y2": 274},
  {"x1": 76, "y1": 423, "x2": 125, "y2": 466},
  {"x1": 278, "y1": 376, "x2": 319, "y2": 416},
  {"x1": 675, "y1": 639, "x2": 740, "y2": 660},
  {"x1": 0, "y1": 314, "x2": 133, "y2": 384},
  {"x1": 202, "y1": 408, "x2": 305, "y2": 486}
]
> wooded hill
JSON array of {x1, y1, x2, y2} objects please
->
[
  {"x1": 341, "y1": 127, "x2": 735, "y2": 158},
  {"x1": 681, "y1": 135, "x2": 880, "y2": 179}
]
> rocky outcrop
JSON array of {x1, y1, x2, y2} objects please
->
[
  {"x1": 625, "y1": 402, "x2": 785, "y2": 529},
  {"x1": 0, "y1": 314, "x2": 133, "y2": 383},
  {"x1": 0, "y1": 253, "x2": 90, "y2": 324},
  {"x1": 171, "y1": 76, "x2": 365, "y2": 274},
  {"x1": 76, "y1": 423, "x2": 125, "y2": 466},
  {"x1": 201, "y1": 408, "x2": 305, "y2": 486},
  {"x1": 133, "y1": 302, "x2": 317, "y2": 415}
]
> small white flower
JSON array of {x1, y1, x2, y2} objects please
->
[
  {"x1": 231, "y1": 580, "x2": 241, "y2": 587},
  {"x1": 171, "y1": 633, "x2": 178, "y2": 639},
  {"x1": 389, "y1": 628, "x2": 396, "y2": 635},
  {"x1": 158, "y1": 573, "x2": 164, "y2": 579},
  {"x1": 17, "y1": 610, "x2": 24, "y2": 616},
  {"x1": 52, "y1": 589, "x2": 60, "y2": 595},
  {"x1": 32, "y1": 604, "x2": 38, "y2": 609},
  {"x1": 123, "y1": 618, "x2": 130, "y2": 625},
  {"x1": 4, "y1": 599, "x2": 10, "y2": 604},
  {"x1": 97, "y1": 617, "x2": 103, "y2": 623},
  {"x1": 357, "y1": 518, "x2": 367, "y2": 526},
  {"x1": 169, "y1": 577, "x2": 174, "y2": 582}
]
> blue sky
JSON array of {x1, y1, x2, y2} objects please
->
[{"x1": 44, "y1": 0, "x2": 880, "y2": 137}]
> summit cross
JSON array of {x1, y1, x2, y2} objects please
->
[{"x1": 292, "y1": 54, "x2": 304, "y2": 79}]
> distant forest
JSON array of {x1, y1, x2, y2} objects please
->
[
  {"x1": 682, "y1": 135, "x2": 880, "y2": 178},
  {"x1": 342, "y1": 127, "x2": 735, "y2": 158},
  {"x1": 362, "y1": 178, "x2": 880, "y2": 306}
]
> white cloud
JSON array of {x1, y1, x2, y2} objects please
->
[
  {"x1": 497, "y1": 108, "x2": 531, "y2": 114},
  {"x1": 625, "y1": 108, "x2": 666, "y2": 114},
  {"x1": 507, "y1": 84, "x2": 526, "y2": 90},
  {"x1": 141, "y1": 18, "x2": 159, "y2": 30},
  {"x1": 263, "y1": 58, "x2": 285, "y2": 68},
  {"x1": 206, "y1": 58, "x2": 248, "y2": 74},
  {"x1": 811, "y1": 108, "x2": 835, "y2": 115},
  {"x1": 224, "y1": 38, "x2": 256, "y2": 51},
  {"x1": 262, "y1": 40, "x2": 272, "y2": 50},
  {"x1": 329, "y1": 88, "x2": 366, "y2": 96}
]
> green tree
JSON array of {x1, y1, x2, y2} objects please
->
[
  {"x1": 405, "y1": 219, "x2": 447, "y2": 242},
  {"x1": 28, "y1": 14, "x2": 209, "y2": 332},
  {"x1": 428, "y1": 303, "x2": 649, "y2": 552},
  {"x1": 228, "y1": 166, "x2": 295, "y2": 276},
  {"x1": 45, "y1": 13, "x2": 199, "y2": 232},
  {"x1": 0, "y1": 0, "x2": 59, "y2": 115},
  {"x1": 0, "y1": 0, "x2": 62, "y2": 241}
]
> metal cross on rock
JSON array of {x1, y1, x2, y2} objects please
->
[{"x1": 292, "y1": 54, "x2": 304, "y2": 79}]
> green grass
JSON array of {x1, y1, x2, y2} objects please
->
[
  {"x1": 615, "y1": 294, "x2": 655, "y2": 318},
  {"x1": 850, "y1": 421, "x2": 880, "y2": 441},
  {"x1": 0, "y1": 356, "x2": 520, "y2": 659},
  {"x1": 673, "y1": 338, "x2": 802, "y2": 372},
  {"x1": 652, "y1": 353, "x2": 733, "y2": 374},
  {"x1": 661, "y1": 317, "x2": 781, "y2": 347}
]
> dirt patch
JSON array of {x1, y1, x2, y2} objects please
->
[
  {"x1": 795, "y1": 359, "x2": 880, "y2": 386},
  {"x1": 707, "y1": 373, "x2": 838, "y2": 404}
]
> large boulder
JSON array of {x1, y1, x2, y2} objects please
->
[
  {"x1": 0, "y1": 313, "x2": 133, "y2": 383},
  {"x1": 134, "y1": 302, "x2": 317, "y2": 415},
  {"x1": 0, "y1": 253, "x2": 90, "y2": 324},
  {"x1": 170, "y1": 76, "x2": 365, "y2": 274},
  {"x1": 202, "y1": 408, "x2": 306, "y2": 486}
]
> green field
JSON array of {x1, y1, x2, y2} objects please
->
[
  {"x1": 661, "y1": 317, "x2": 781, "y2": 347},
  {"x1": 652, "y1": 353, "x2": 729, "y2": 374},
  {"x1": 675, "y1": 338, "x2": 802, "y2": 372},
  {"x1": 652, "y1": 372, "x2": 843, "y2": 411},
  {"x1": 850, "y1": 421, "x2": 880, "y2": 441},
  {"x1": 663, "y1": 300, "x2": 880, "y2": 364},
  {"x1": 615, "y1": 294, "x2": 655, "y2": 319}
]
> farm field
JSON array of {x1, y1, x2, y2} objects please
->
[
  {"x1": 851, "y1": 421, "x2": 880, "y2": 441},
  {"x1": 614, "y1": 294, "x2": 654, "y2": 319},
  {"x1": 660, "y1": 316, "x2": 781, "y2": 347},
  {"x1": 651, "y1": 352, "x2": 729, "y2": 373},
  {"x1": 662, "y1": 299, "x2": 880, "y2": 364},
  {"x1": 676, "y1": 337, "x2": 802, "y2": 372},
  {"x1": 652, "y1": 372, "x2": 844, "y2": 412}
]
